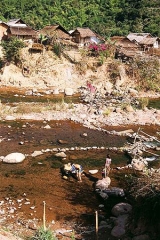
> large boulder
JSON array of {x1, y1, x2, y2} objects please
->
[
  {"x1": 111, "y1": 202, "x2": 132, "y2": 217},
  {"x1": 111, "y1": 214, "x2": 129, "y2": 238},
  {"x1": 3, "y1": 153, "x2": 25, "y2": 163},
  {"x1": 95, "y1": 177, "x2": 111, "y2": 190}
]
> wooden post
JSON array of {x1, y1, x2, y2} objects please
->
[
  {"x1": 104, "y1": 167, "x2": 106, "y2": 178},
  {"x1": 95, "y1": 210, "x2": 98, "y2": 240},
  {"x1": 43, "y1": 201, "x2": 46, "y2": 231},
  {"x1": 133, "y1": 127, "x2": 141, "y2": 144}
]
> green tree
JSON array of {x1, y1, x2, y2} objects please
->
[{"x1": 1, "y1": 37, "x2": 25, "y2": 64}]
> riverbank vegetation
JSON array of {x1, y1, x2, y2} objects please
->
[{"x1": 125, "y1": 172, "x2": 160, "y2": 238}]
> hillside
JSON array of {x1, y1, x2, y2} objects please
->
[{"x1": 0, "y1": 46, "x2": 143, "y2": 94}]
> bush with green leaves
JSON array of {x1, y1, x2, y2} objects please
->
[
  {"x1": 31, "y1": 227, "x2": 57, "y2": 240},
  {"x1": 53, "y1": 42, "x2": 63, "y2": 58},
  {"x1": 130, "y1": 57, "x2": 160, "y2": 91},
  {"x1": 1, "y1": 37, "x2": 25, "y2": 64}
]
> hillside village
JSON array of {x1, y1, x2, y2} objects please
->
[
  {"x1": 0, "y1": 19, "x2": 160, "y2": 58},
  {"x1": 0, "y1": 18, "x2": 159, "y2": 94},
  {"x1": 0, "y1": 18, "x2": 160, "y2": 240}
]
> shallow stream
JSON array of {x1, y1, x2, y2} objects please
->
[{"x1": 0, "y1": 88, "x2": 160, "y2": 238}]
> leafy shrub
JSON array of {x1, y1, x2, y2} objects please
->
[
  {"x1": 130, "y1": 57, "x2": 160, "y2": 91},
  {"x1": 138, "y1": 97, "x2": 149, "y2": 110},
  {"x1": 108, "y1": 61, "x2": 120, "y2": 83},
  {"x1": 1, "y1": 37, "x2": 25, "y2": 64},
  {"x1": 0, "y1": 57, "x2": 4, "y2": 69},
  {"x1": 53, "y1": 42, "x2": 63, "y2": 57},
  {"x1": 31, "y1": 227, "x2": 57, "y2": 240}
]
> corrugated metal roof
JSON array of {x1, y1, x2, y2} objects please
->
[
  {"x1": 7, "y1": 19, "x2": 27, "y2": 27},
  {"x1": 139, "y1": 37, "x2": 158, "y2": 45},
  {"x1": 127, "y1": 33, "x2": 152, "y2": 43}
]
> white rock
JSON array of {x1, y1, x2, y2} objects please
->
[
  {"x1": 3, "y1": 153, "x2": 25, "y2": 163},
  {"x1": 95, "y1": 177, "x2": 111, "y2": 190},
  {"x1": 31, "y1": 151, "x2": 43, "y2": 157},
  {"x1": 89, "y1": 169, "x2": 98, "y2": 174},
  {"x1": 53, "y1": 88, "x2": 59, "y2": 94},
  {"x1": 64, "y1": 87, "x2": 74, "y2": 96},
  {"x1": 43, "y1": 124, "x2": 51, "y2": 129},
  {"x1": 5, "y1": 115, "x2": 16, "y2": 120},
  {"x1": 55, "y1": 152, "x2": 67, "y2": 158}
]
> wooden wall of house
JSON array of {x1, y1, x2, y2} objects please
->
[{"x1": 0, "y1": 25, "x2": 8, "y2": 41}]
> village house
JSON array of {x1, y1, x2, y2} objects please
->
[
  {"x1": 127, "y1": 33, "x2": 159, "y2": 51},
  {"x1": 7, "y1": 18, "x2": 27, "y2": 27},
  {"x1": 70, "y1": 27, "x2": 104, "y2": 46},
  {"x1": 6, "y1": 19, "x2": 38, "y2": 41},
  {"x1": 138, "y1": 37, "x2": 159, "y2": 51},
  {"x1": 111, "y1": 36, "x2": 140, "y2": 51},
  {"x1": 110, "y1": 36, "x2": 141, "y2": 62},
  {"x1": 39, "y1": 24, "x2": 71, "y2": 42},
  {"x1": 0, "y1": 21, "x2": 8, "y2": 41}
]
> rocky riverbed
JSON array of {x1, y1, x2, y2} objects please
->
[{"x1": 0, "y1": 86, "x2": 160, "y2": 240}]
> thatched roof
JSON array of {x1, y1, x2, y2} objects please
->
[
  {"x1": 71, "y1": 27, "x2": 96, "y2": 38},
  {"x1": 127, "y1": 33, "x2": 152, "y2": 43},
  {"x1": 7, "y1": 26, "x2": 38, "y2": 37},
  {"x1": 111, "y1": 36, "x2": 139, "y2": 49},
  {"x1": 39, "y1": 25, "x2": 70, "y2": 39},
  {"x1": 0, "y1": 21, "x2": 8, "y2": 28}
]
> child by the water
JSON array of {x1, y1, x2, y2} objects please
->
[{"x1": 102, "y1": 154, "x2": 112, "y2": 177}]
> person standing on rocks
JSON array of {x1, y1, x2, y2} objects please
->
[{"x1": 104, "y1": 154, "x2": 112, "y2": 177}]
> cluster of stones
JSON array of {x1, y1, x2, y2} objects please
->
[
  {"x1": 1, "y1": 86, "x2": 160, "y2": 128},
  {"x1": 0, "y1": 193, "x2": 39, "y2": 236}
]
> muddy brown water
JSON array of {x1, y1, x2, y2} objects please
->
[
  {"x1": 0, "y1": 119, "x2": 130, "y2": 239},
  {"x1": 0, "y1": 120, "x2": 159, "y2": 238},
  {"x1": 0, "y1": 87, "x2": 160, "y2": 239}
]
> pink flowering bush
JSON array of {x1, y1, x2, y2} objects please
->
[{"x1": 88, "y1": 43, "x2": 109, "y2": 57}]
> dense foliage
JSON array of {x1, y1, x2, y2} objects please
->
[
  {"x1": 1, "y1": 37, "x2": 25, "y2": 63},
  {"x1": 0, "y1": 0, "x2": 159, "y2": 37}
]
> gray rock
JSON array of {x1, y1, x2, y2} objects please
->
[
  {"x1": 111, "y1": 225, "x2": 126, "y2": 238},
  {"x1": 111, "y1": 202, "x2": 132, "y2": 217},
  {"x1": 111, "y1": 215, "x2": 129, "y2": 238},
  {"x1": 132, "y1": 234, "x2": 150, "y2": 240}
]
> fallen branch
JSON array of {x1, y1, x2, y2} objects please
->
[
  {"x1": 143, "y1": 149, "x2": 160, "y2": 157},
  {"x1": 140, "y1": 130, "x2": 160, "y2": 143}
]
